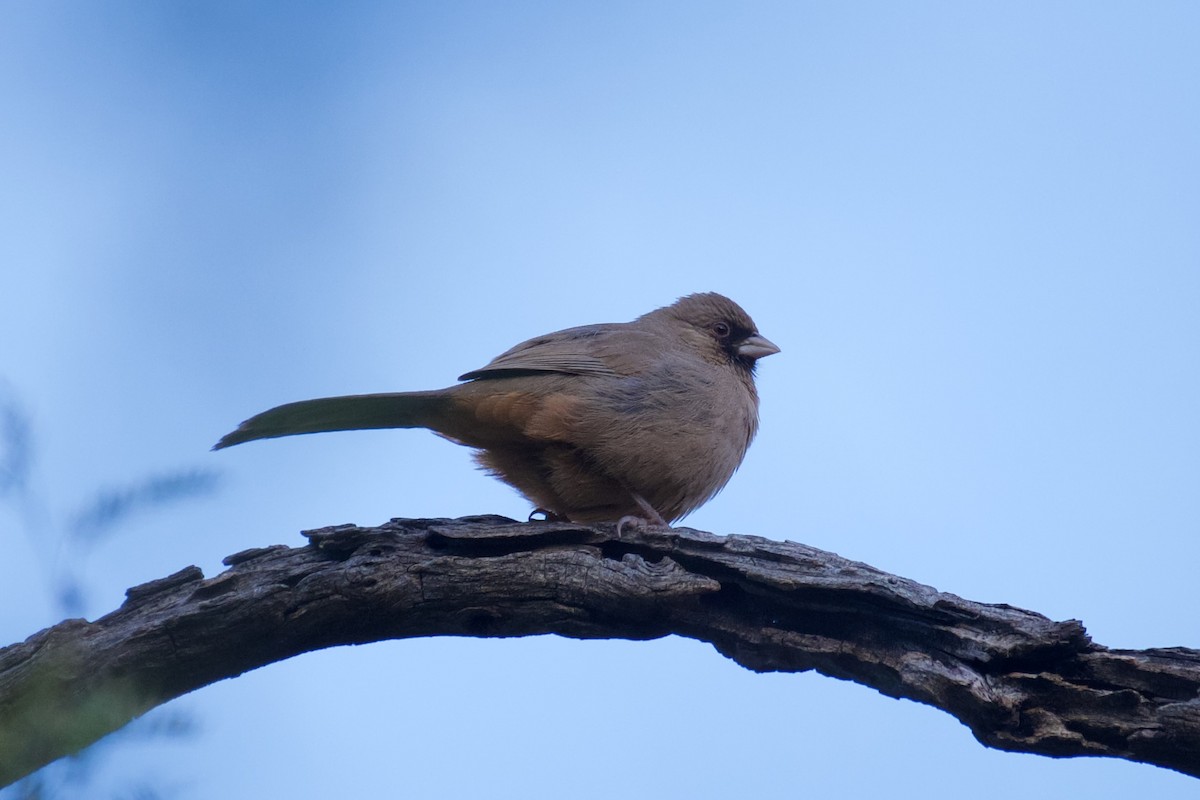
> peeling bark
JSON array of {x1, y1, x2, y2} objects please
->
[{"x1": 1, "y1": 516, "x2": 1197, "y2": 785}]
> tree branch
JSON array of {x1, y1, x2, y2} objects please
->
[{"x1": 2, "y1": 516, "x2": 1197, "y2": 785}]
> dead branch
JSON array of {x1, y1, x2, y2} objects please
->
[{"x1": 1, "y1": 516, "x2": 1197, "y2": 785}]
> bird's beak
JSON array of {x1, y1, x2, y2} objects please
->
[{"x1": 737, "y1": 334, "x2": 781, "y2": 360}]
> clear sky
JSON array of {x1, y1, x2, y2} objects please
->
[{"x1": 2, "y1": 2, "x2": 1198, "y2": 797}]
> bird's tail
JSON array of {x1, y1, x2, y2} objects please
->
[{"x1": 213, "y1": 391, "x2": 451, "y2": 450}]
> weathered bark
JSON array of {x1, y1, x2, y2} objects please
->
[{"x1": 1, "y1": 516, "x2": 1197, "y2": 785}]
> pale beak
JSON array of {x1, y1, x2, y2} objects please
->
[{"x1": 737, "y1": 334, "x2": 781, "y2": 360}]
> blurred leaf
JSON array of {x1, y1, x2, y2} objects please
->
[
  {"x1": 0, "y1": 382, "x2": 33, "y2": 497},
  {"x1": 0, "y1": 381, "x2": 212, "y2": 800},
  {"x1": 117, "y1": 709, "x2": 197, "y2": 742},
  {"x1": 54, "y1": 580, "x2": 87, "y2": 618},
  {"x1": 114, "y1": 786, "x2": 165, "y2": 800},
  {"x1": 69, "y1": 468, "x2": 221, "y2": 545}
]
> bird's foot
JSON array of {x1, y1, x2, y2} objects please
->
[
  {"x1": 632, "y1": 493, "x2": 669, "y2": 526},
  {"x1": 616, "y1": 515, "x2": 647, "y2": 536},
  {"x1": 616, "y1": 494, "x2": 670, "y2": 536}
]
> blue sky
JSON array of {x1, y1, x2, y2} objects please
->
[{"x1": 2, "y1": 2, "x2": 1198, "y2": 797}]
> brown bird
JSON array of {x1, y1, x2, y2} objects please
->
[{"x1": 214, "y1": 293, "x2": 779, "y2": 526}]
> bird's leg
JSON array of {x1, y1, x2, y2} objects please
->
[
  {"x1": 616, "y1": 494, "x2": 669, "y2": 536},
  {"x1": 528, "y1": 507, "x2": 569, "y2": 522},
  {"x1": 632, "y1": 493, "x2": 669, "y2": 526}
]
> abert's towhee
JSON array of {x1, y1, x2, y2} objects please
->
[{"x1": 215, "y1": 292, "x2": 779, "y2": 526}]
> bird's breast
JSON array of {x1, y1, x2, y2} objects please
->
[{"x1": 577, "y1": 363, "x2": 759, "y2": 520}]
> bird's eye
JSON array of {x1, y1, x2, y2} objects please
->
[{"x1": 712, "y1": 321, "x2": 731, "y2": 338}]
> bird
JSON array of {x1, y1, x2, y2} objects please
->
[{"x1": 214, "y1": 292, "x2": 779, "y2": 527}]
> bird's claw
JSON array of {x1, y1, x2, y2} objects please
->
[
  {"x1": 615, "y1": 507, "x2": 670, "y2": 537},
  {"x1": 616, "y1": 515, "x2": 646, "y2": 536},
  {"x1": 614, "y1": 492, "x2": 669, "y2": 536}
]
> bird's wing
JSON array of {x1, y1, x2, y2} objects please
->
[{"x1": 458, "y1": 323, "x2": 632, "y2": 380}]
